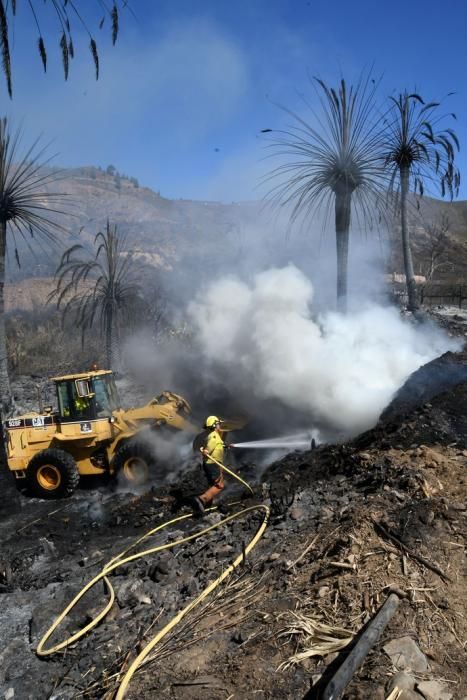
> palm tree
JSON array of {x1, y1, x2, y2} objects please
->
[
  {"x1": 0, "y1": 117, "x2": 65, "y2": 414},
  {"x1": 52, "y1": 222, "x2": 141, "y2": 369},
  {"x1": 266, "y1": 74, "x2": 386, "y2": 312},
  {"x1": 382, "y1": 92, "x2": 460, "y2": 312},
  {"x1": 0, "y1": 0, "x2": 127, "y2": 97}
]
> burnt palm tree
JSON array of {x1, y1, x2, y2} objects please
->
[
  {"x1": 266, "y1": 74, "x2": 386, "y2": 312},
  {"x1": 382, "y1": 92, "x2": 460, "y2": 312},
  {"x1": 52, "y1": 222, "x2": 141, "y2": 369},
  {"x1": 0, "y1": 117, "x2": 65, "y2": 414},
  {"x1": 0, "y1": 0, "x2": 128, "y2": 97}
]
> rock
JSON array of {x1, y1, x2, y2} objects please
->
[
  {"x1": 29, "y1": 585, "x2": 75, "y2": 645},
  {"x1": 49, "y1": 685, "x2": 77, "y2": 699},
  {"x1": 387, "y1": 672, "x2": 416, "y2": 692},
  {"x1": 319, "y1": 506, "x2": 334, "y2": 521},
  {"x1": 180, "y1": 578, "x2": 199, "y2": 597},
  {"x1": 417, "y1": 680, "x2": 453, "y2": 700},
  {"x1": 216, "y1": 543, "x2": 235, "y2": 556},
  {"x1": 116, "y1": 579, "x2": 150, "y2": 608},
  {"x1": 383, "y1": 636, "x2": 430, "y2": 673},
  {"x1": 0, "y1": 639, "x2": 29, "y2": 683},
  {"x1": 4, "y1": 689, "x2": 14, "y2": 700},
  {"x1": 39, "y1": 537, "x2": 56, "y2": 557},
  {"x1": 1, "y1": 639, "x2": 31, "y2": 683},
  {"x1": 289, "y1": 506, "x2": 306, "y2": 521},
  {"x1": 268, "y1": 552, "x2": 280, "y2": 562},
  {"x1": 231, "y1": 630, "x2": 245, "y2": 644},
  {"x1": 155, "y1": 560, "x2": 170, "y2": 575},
  {"x1": 420, "y1": 510, "x2": 435, "y2": 525},
  {"x1": 317, "y1": 586, "x2": 330, "y2": 598}
]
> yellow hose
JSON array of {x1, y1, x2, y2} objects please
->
[
  {"x1": 201, "y1": 450, "x2": 254, "y2": 495},
  {"x1": 37, "y1": 503, "x2": 270, "y2": 699}
]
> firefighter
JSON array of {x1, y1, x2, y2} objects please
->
[
  {"x1": 192, "y1": 415, "x2": 225, "y2": 515},
  {"x1": 74, "y1": 396, "x2": 90, "y2": 415}
]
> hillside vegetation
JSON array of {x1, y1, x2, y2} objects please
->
[{"x1": 7, "y1": 166, "x2": 467, "y2": 292}]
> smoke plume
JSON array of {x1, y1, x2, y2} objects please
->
[{"x1": 188, "y1": 265, "x2": 459, "y2": 437}]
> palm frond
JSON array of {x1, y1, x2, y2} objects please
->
[
  {"x1": 277, "y1": 611, "x2": 353, "y2": 671},
  {"x1": 0, "y1": 118, "x2": 68, "y2": 248},
  {"x1": 0, "y1": 1, "x2": 129, "y2": 94},
  {"x1": 111, "y1": 3, "x2": 119, "y2": 44},
  {"x1": 38, "y1": 36, "x2": 47, "y2": 71},
  {"x1": 52, "y1": 221, "x2": 142, "y2": 365},
  {"x1": 0, "y1": 0, "x2": 12, "y2": 96},
  {"x1": 90, "y1": 37, "x2": 99, "y2": 79},
  {"x1": 60, "y1": 31, "x2": 69, "y2": 79},
  {"x1": 382, "y1": 91, "x2": 460, "y2": 200}
]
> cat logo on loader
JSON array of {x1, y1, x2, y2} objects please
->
[{"x1": 2, "y1": 370, "x2": 198, "y2": 499}]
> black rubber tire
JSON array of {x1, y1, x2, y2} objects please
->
[
  {"x1": 27, "y1": 448, "x2": 80, "y2": 499},
  {"x1": 112, "y1": 441, "x2": 155, "y2": 487}
]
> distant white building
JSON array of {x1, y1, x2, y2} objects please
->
[{"x1": 385, "y1": 272, "x2": 427, "y2": 285}]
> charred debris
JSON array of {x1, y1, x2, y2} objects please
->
[{"x1": 0, "y1": 315, "x2": 466, "y2": 700}]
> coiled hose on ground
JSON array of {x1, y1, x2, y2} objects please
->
[{"x1": 37, "y1": 460, "x2": 268, "y2": 699}]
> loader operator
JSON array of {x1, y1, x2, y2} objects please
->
[{"x1": 192, "y1": 415, "x2": 225, "y2": 515}]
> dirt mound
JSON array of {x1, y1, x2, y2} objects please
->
[
  {"x1": 381, "y1": 349, "x2": 467, "y2": 423},
  {"x1": 355, "y1": 375, "x2": 467, "y2": 452}
]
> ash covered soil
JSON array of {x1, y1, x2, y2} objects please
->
[{"x1": 0, "y1": 313, "x2": 466, "y2": 700}]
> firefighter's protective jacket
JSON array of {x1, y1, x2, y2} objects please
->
[{"x1": 204, "y1": 430, "x2": 225, "y2": 464}]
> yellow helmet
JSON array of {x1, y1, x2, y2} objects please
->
[{"x1": 205, "y1": 415, "x2": 221, "y2": 428}]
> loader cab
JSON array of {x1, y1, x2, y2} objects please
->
[{"x1": 53, "y1": 371, "x2": 121, "y2": 423}]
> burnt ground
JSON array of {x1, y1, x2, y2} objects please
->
[{"x1": 0, "y1": 313, "x2": 466, "y2": 700}]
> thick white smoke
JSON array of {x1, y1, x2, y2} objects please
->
[{"x1": 188, "y1": 265, "x2": 459, "y2": 436}]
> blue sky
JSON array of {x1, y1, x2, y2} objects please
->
[{"x1": 1, "y1": 0, "x2": 466, "y2": 202}]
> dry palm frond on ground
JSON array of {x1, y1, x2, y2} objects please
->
[
  {"x1": 386, "y1": 689, "x2": 403, "y2": 700},
  {"x1": 277, "y1": 610, "x2": 353, "y2": 670}
]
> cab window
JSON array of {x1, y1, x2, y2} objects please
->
[
  {"x1": 92, "y1": 377, "x2": 120, "y2": 417},
  {"x1": 57, "y1": 381, "x2": 94, "y2": 421}
]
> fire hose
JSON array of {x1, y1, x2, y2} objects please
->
[
  {"x1": 36, "y1": 462, "x2": 268, "y2": 699},
  {"x1": 201, "y1": 449, "x2": 254, "y2": 495}
]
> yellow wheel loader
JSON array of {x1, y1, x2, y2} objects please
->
[{"x1": 2, "y1": 370, "x2": 198, "y2": 499}]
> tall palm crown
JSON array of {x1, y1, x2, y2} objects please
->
[
  {"x1": 383, "y1": 92, "x2": 460, "y2": 198},
  {"x1": 267, "y1": 75, "x2": 386, "y2": 311},
  {"x1": 0, "y1": 117, "x2": 65, "y2": 414},
  {"x1": 382, "y1": 92, "x2": 460, "y2": 311},
  {"x1": 52, "y1": 222, "x2": 141, "y2": 368},
  {"x1": 0, "y1": 119, "x2": 64, "y2": 240}
]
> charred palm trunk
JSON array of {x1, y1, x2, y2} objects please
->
[
  {"x1": 105, "y1": 305, "x2": 113, "y2": 370},
  {"x1": 400, "y1": 165, "x2": 419, "y2": 312},
  {"x1": 0, "y1": 220, "x2": 19, "y2": 515},
  {"x1": 0, "y1": 220, "x2": 12, "y2": 415},
  {"x1": 335, "y1": 189, "x2": 352, "y2": 313},
  {"x1": 105, "y1": 302, "x2": 121, "y2": 370}
]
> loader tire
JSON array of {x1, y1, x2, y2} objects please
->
[
  {"x1": 27, "y1": 449, "x2": 80, "y2": 499},
  {"x1": 112, "y1": 442, "x2": 154, "y2": 487}
]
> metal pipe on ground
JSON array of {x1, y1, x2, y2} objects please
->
[{"x1": 320, "y1": 593, "x2": 400, "y2": 700}]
